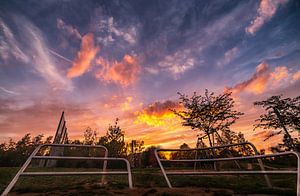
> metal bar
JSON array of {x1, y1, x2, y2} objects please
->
[
  {"x1": 1, "y1": 144, "x2": 133, "y2": 196},
  {"x1": 247, "y1": 142, "x2": 272, "y2": 187},
  {"x1": 158, "y1": 142, "x2": 273, "y2": 187},
  {"x1": 154, "y1": 149, "x2": 172, "y2": 188},
  {"x1": 32, "y1": 156, "x2": 128, "y2": 161},
  {"x1": 101, "y1": 146, "x2": 108, "y2": 186},
  {"x1": 1, "y1": 145, "x2": 42, "y2": 196},
  {"x1": 159, "y1": 151, "x2": 299, "y2": 162},
  {"x1": 124, "y1": 157, "x2": 133, "y2": 189},
  {"x1": 155, "y1": 142, "x2": 300, "y2": 194},
  {"x1": 296, "y1": 151, "x2": 300, "y2": 196},
  {"x1": 166, "y1": 171, "x2": 298, "y2": 175},
  {"x1": 21, "y1": 171, "x2": 128, "y2": 176}
]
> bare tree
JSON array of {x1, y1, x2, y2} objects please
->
[
  {"x1": 172, "y1": 89, "x2": 243, "y2": 147},
  {"x1": 254, "y1": 95, "x2": 300, "y2": 150}
]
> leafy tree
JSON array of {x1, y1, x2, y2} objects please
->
[
  {"x1": 83, "y1": 127, "x2": 97, "y2": 145},
  {"x1": 173, "y1": 89, "x2": 244, "y2": 147},
  {"x1": 254, "y1": 95, "x2": 300, "y2": 150},
  {"x1": 141, "y1": 146, "x2": 159, "y2": 167},
  {"x1": 171, "y1": 143, "x2": 194, "y2": 160},
  {"x1": 0, "y1": 133, "x2": 52, "y2": 167},
  {"x1": 216, "y1": 130, "x2": 253, "y2": 156},
  {"x1": 127, "y1": 140, "x2": 145, "y2": 167},
  {"x1": 99, "y1": 118, "x2": 126, "y2": 157},
  {"x1": 127, "y1": 140, "x2": 145, "y2": 154}
]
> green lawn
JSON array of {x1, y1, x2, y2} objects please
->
[{"x1": 0, "y1": 167, "x2": 297, "y2": 195}]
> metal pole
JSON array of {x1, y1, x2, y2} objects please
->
[
  {"x1": 296, "y1": 151, "x2": 300, "y2": 196},
  {"x1": 1, "y1": 145, "x2": 42, "y2": 196},
  {"x1": 101, "y1": 146, "x2": 108, "y2": 185},
  {"x1": 247, "y1": 143, "x2": 272, "y2": 188},
  {"x1": 123, "y1": 158, "x2": 133, "y2": 189},
  {"x1": 154, "y1": 149, "x2": 172, "y2": 188}
]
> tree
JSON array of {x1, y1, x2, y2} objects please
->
[
  {"x1": 99, "y1": 118, "x2": 126, "y2": 157},
  {"x1": 171, "y1": 143, "x2": 194, "y2": 160},
  {"x1": 254, "y1": 95, "x2": 300, "y2": 150},
  {"x1": 216, "y1": 130, "x2": 253, "y2": 155},
  {"x1": 172, "y1": 89, "x2": 244, "y2": 147},
  {"x1": 83, "y1": 127, "x2": 97, "y2": 145}
]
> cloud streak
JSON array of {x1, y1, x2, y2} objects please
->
[
  {"x1": 0, "y1": 18, "x2": 29, "y2": 63},
  {"x1": 0, "y1": 86, "x2": 19, "y2": 95}
]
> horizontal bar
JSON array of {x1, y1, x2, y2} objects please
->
[
  {"x1": 160, "y1": 152, "x2": 298, "y2": 162},
  {"x1": 21, "y1": 171, "x2": 128, "y2": 176},
  {"x1": 40, "y1": 144, "x2": 107, "y2": 149},
  {"x1": 32, "y1": 156, "x2": 126, "y2": 161},
  {"x1": 166, "y1": 171, "x2": 298, "y2": 175},
  {"x1": 157, "y1": 142, "x2": 254, "y2": 152}
]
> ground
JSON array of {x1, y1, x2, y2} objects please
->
[{"x1": 0, "y1": 167, "x2": 296, "y2": 195}]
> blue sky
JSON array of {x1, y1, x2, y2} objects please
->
[{"x1": 0, "y1": 0, "x2": 299, "y2": 150}]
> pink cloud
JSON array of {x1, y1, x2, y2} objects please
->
[{"x1": 246, "y1": 0, "x2": 288, "y2": 35}]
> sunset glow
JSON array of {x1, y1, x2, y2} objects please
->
[{"x1": 0, "y1": 0, "x2": 299, "y2": 151}]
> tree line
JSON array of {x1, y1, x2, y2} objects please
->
[{"x1": 0, "y1": 90, "x2": 299, "y2": 167}]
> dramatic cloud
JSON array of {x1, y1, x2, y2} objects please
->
[
  {"x1": 246, "y1": 0, "x2": 288, "y2": 35},
  {"x1": 135, "y1": 100, "x2": 182, "y2": 127},
  {"x1": 0, "y1": 19, "x2": 29, "y2": 63},
  {"x1": 67, "y1": 33, "x2": 99, "y2": 78},
  {"x1": 23, "y1": 23, "x2": 72, "y2": 90},
  {"x1": 0, "y1": 16, "x2": 72, "y2": 90},
  {"x1": 96, "y1": 54, "x2": 140, "y2": 87},
  {"x1": 226, "y1": 62, "x2": 271, "y2": 94},
  {"x1": 226, "y1": 63, "x2": 299, "y2": 95},
  {"x1": 57, "y1": 18, "x2": 82, "y2": 40}
]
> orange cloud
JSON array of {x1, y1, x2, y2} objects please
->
[
  {"x1": 67, "y1": 33, "x2": 99, "y2": 78},
  {"x1": 225, "y1": 63, "x2": 293, "y2": 95},
  {"x1": 96, "y1": 55, "x2": 140, "y2": 87},
  {"x1": 292, "y1": 70, "x2": 300, "y2": 81},
  {"x1": 121, "y1": 96, "x2": 133, "y2": 111},
  {"x1": 225, "y1": 62, "x2": 270, "y2": 94},
  {"x1": 270, "y1": 66, "x2": 288, "y2": 81},
  {"x1": 135, "y1": 101, "x2": 182, "y2": 127}
]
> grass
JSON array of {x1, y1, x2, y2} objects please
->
[{"x1": 0, "y1": 167, "x2": 297, "y2": 195}]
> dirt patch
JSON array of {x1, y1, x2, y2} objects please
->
[{"x1": 9, "y1": 187, "x2": 234, "y2": 196}]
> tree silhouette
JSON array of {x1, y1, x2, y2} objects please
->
[
  {"x1": 254, "y1": 95, "x2": 300, "y2": 150},
  {"x1": 99, "y1": 118, "x2": 126, "y2": 157},
  {"x1": 83, "y1": 127, "x2": 97, "y2": 145},
  {"x1": 172, "y1": 89, "x2": 243, "y2": 147}
]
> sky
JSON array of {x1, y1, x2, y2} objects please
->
[{"x1": 0, "y1": 0, "x2": 299, "y2": 151}]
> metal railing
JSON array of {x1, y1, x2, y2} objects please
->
[
  {"x1": 2, "y1": 144, "x2": 133, "y2": 196},
  {"x1": 155, "y1": 142, "x2": 300, "y2": 195}
]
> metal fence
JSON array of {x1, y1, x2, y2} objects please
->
[
  {"x1": 2, "y1": 144, "x2": 133, "y2": 196},
  {"x1": 155, "y1": 142, "x2": 300, "y2": 195}
]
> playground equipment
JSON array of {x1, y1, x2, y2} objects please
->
[
  {"x1": 155, "y1": 142, "x2": 300, "y2": 195},
  {"x1": 2, "y1": 144, "x2": 133, "y2": 195}
]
